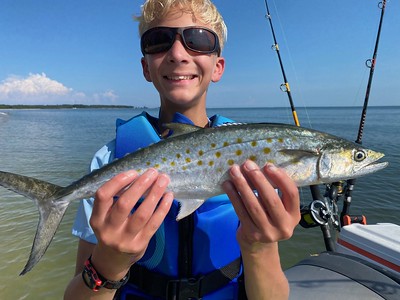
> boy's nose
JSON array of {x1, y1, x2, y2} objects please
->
[{"x1": 167, "y1": 34, "x2": 189, "y2": 60}]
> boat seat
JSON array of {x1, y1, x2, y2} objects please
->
[{"x1": 285, "y1": 251, "x2": 400, "y2": 299}]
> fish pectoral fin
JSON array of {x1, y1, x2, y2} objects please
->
[
  {"x1": 176, "y1": 199, "x2": 205, "y2": 221},
  {"x1": 164, "y1": 123, "x2": 202, "y2": 137},
  {"x1": 278, "y1": 149, "x2": 319, "y2": 160},
  {"x1": 277, "y1": 149, "x2": 319, "y2": 168}
]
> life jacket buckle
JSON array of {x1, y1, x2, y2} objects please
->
[{"x1": 166, "y1": 277, "x2": 204, "y2": 300}]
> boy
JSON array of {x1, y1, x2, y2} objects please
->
[{"x1": 64, "y1": 0, "x2": 300, "y2": 299}]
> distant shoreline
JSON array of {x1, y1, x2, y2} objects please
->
[
  {"x1": 1, "y1": 104, "x2": 398, "y2": 110},
  {"x1": 0, "y1": 104, "x2": 142, "y2": 109}
]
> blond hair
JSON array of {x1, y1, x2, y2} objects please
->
[{"x1": 137, "y1": 0, "x2": 227, "y2": 50}]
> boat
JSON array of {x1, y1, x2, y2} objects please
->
[
  {"x1": 286, "y1": 215, "x2": 400, "y2": 299},
  {"x1": 262, "y1": 0, "x2": 400, "y2": 297}
]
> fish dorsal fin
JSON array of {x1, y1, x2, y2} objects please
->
[
  {"x1": 164, "y1": 123, "x2": 203, "y2": 137},
  {"x1": 176, "y1": 198, "x2": 205, "y2": 221}
]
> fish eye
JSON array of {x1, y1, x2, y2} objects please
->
[{"x1": 354, "y1": 149, "x2": 367, "y2": 162}]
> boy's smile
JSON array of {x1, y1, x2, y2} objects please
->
[{"x1": 141, "y1": 9, "x2": 225, "y2": 124}]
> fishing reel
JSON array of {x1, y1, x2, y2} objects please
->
[{"x1": 300, "y1": 182, "x2": 343, "y2": 230}]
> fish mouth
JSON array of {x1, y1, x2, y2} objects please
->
[
  {"x1": 365, "y1": 161, "x2": 388, "y2": 171},
  {"x1": 360, "y1": 151, "x2": 388, "y2": 173},
  {"x1": 358, "y1": 157, "x2": 388, "y2": 174}
]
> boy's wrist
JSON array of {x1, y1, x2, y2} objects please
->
[
  {"x1": 239, "y1": 240, "x2": 279, "y2": 258},
  {"x1": 91, "y1": 246, "x2": 132, "y2": 281},
  {"x1": 82, "y1": 255, "x2": 130, "y2": 291}
]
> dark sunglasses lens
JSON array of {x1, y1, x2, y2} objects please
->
[
  {"x1": 183, "y1": 28, "x2": 216, "y2": 52},
  {"x1": 142, "y1": 28, "x2": 174, "y2": 54}
]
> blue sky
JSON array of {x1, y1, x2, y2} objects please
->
[{"x1": 0, "y1": 0, "x2": 399, "y2": 107}]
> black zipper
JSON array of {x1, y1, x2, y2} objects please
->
[{"x1": 178, "y1": 214, "x2": 194, "y2": 277}]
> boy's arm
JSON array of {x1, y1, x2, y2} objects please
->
[
  {"x1": 223, "y1": 160, "x2": 300, "y2": 300},
  {"x1": 240, "y1": 242, "x2": 289, "y2": 299}
]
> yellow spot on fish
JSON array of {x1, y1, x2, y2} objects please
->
[
  {"x1": 209, "y1": 161, "x2": 214, "y2": 167},
  {"x1": 249, "y1": 155, "x2": 257, "y2": 161},
  {"x1": 146, "y1": 162, "x2": 151, "y2": 166},
  {"x1": 228, "y1": 159, "x2": 235, "y2": 166},
  {"x1": 154, "y1": 164, "x2": 160, "y2": 169},
  {"x1": 182, "y1": 166, "x2": 187, "y2": 171},
  {"x1": 186, "y1": 149, "x2": 191, "y2": 154},
  {"x1": 251, "y1": 141, "x2": 257, "y2": 147},
  {"x1": 267, "y1": 159, "x2": 276, "y2": 164},
  {"x1": 236, "y1": 149, "x2": 242, "y2": 156},
  {"x1": 237, "y1": 138, "x2": 243, "y2": 143},
  {"x1": 263, "y1": 148, "x2": 271, "y2": 154},
  {"x1": 215, "y1": 152, "x2": 221, "y2": 158},
  {"x1": 198, "y1": 150, "x2": 204, "y2": 156},
  {"x1": 266, "y1": 138, "x2": 272, "y2": 143},
  {"x1": 197, "y1": 160, "x2": 203, "y2": 166},
  {"x1": 162, "y1": 158, "x2": 167, "y2": 162},
  {"x1": 211, "y1": 143, "x2": 216, "y2": 148},
  {"x1": 186, "y1": 158, "x2": 191, "y2": 163},
  {"x1": 176, "y1": 153, "x2": 182, "y2": 159},
  {"x1": 170, "y1": 162, "x2": 176, "y2": 167},
  {"x1": 278, "y1": 138, "x2": 284, "y2": 143},
  {"x1": 223, "y1": 141, "x2": 229, "y2": 147}
]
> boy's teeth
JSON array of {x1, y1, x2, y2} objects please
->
[{"x1": 168, "y1": 75, "x2": 194, "y2": 80}]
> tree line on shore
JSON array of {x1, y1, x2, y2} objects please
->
[{"x1": 0, "y1": 104, "x2": 140, "y2": 109}]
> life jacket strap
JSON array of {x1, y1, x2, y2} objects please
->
[{"x1": 129, "y1": 257, "x2": 242, "y2": 299}]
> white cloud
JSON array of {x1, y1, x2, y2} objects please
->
[
  {"x1": 93, "y1": 90, "x2": 119, "y2": 104},
  {"x1": 0, "y1": 73, "x2": 119, "y2": 105}
]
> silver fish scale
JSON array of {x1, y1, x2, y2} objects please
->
[
  {"x1": 129, "y1": 124, "x2": 327, "y2": 197},
  {"x1": 67, "y1": 123, "x2": 383, "y2": 200}
]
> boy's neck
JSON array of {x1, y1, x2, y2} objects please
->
[{"x1": 158, "y1": 105, "x2": 209, "y2": 128}]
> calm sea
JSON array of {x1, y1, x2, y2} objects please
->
[{"x1": 0, "y1": 107, "x2": 399, "y2": 299}]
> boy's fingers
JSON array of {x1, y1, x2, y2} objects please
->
[
  {"x1": 92, "y1": 170, "x2": 138, "y2": 222},
  {"x1": 108, "y1": 169, "x2": 159, "y2": 227},
  {"x1": 262, "y1": 163, "x2": 300, "y2": 219},
  {"x1": 141, "y1": 191, "x2": 174, "y2": 241},
  {"x1": 226, "y1": 164, "x2": 269, "y2": 229},
  {"x1": 126, "y1": 173, "x2": 170, "y2": 233}
]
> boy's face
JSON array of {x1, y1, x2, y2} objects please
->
[{"x1": 141, "y1": 10, "x2": 225, "y2": 110}]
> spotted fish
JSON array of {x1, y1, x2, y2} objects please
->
[{"x1": 0, "y1": 122, "x2": 387, "y2": 274}]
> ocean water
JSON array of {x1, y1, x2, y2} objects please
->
[{"x1": 0, "y1": 107, "x2": 399, "y2": 299}]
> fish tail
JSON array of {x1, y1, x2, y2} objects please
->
[{"x1": 0, "y1": 171, "x2": 69, "y2": 275}]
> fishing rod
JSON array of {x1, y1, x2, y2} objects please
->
[
  {"x1": 263, "y1": 0, "x2": 299, "y2": 126},
  {"x1": 341, "y1": 0, "x2": 387, "y2": 224},
  {"x1": 262, "y1": 0, "x2": 336, "y2": 251},
  {"x1": 356, "y1": 0, "x2": 387, "y2": 145}
]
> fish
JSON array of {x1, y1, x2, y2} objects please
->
[{"x1": 0, "y1": 122, "x2": 388, "y2": 275}]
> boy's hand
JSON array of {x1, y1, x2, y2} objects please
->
[
  {"x1": 89, "y1": 169, "x2": 173, "y2": 280},
  {"x1": 222, "y1": 160, "x2": 300, "y2": 252}
]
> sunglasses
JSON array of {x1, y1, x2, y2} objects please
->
[{"x1": 141, "y1": 26, "x2": 221, "y2": 56}]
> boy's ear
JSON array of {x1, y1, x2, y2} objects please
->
[
  {"x1": 211, "y1": 56, "x2": 225, "y2": 83},
  {"x1": 141, "y1": 57, "x2": 152, "y2": 82}
]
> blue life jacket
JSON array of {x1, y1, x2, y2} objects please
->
[{"x1": 115, "y1": 112, "x2": 245, "y2": 300}]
